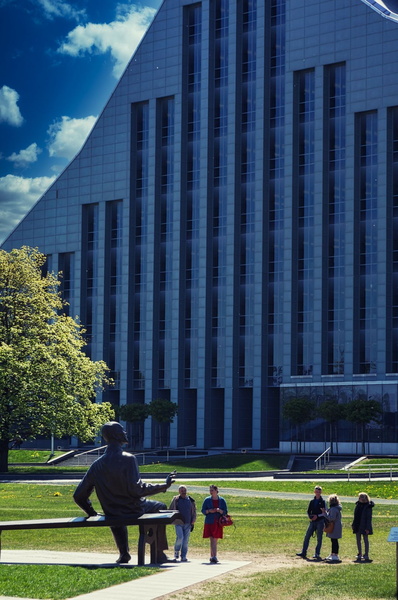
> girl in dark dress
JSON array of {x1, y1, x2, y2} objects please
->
[{"x1": 352, "y1": 492, "x2": 374, "y2": 562}]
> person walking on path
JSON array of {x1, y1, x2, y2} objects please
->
[
  {"x1": 296, "y1": 485, "x2": 326, "y2": 560},
  {"x1": 352, "y1": 492, "x2": 374, "y2": 562},
  {"x1": 201, "y1": 484, "x2": 228, "y2": 564},
  {"x1": 169, "y1": 485, "x2": 196, "y2": 562},
  {"x1": 73, "y1": 421, "x2": 176, "y2": 564},
  {"x1": 325, "y1": 493, "x2": 343, "y2": 562}
]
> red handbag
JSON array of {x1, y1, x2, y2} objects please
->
[{"x1": 219, "y1": 514, "x2": 234, "y2": 526}]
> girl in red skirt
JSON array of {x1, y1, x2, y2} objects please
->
[{"x1": 201, "y1": 484, "x2": 228, "y2": 563}]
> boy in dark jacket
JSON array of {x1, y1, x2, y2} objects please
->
[
  {"x1": 352, "y1": 492, "x2": 374, "y2": 562},
  {"x1": 296, "y1": 485, "x2": 326, "y2": 560}
]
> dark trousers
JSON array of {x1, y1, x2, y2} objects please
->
[
  {"x1": 356, "y1": 532, "x2": 369, "y2": 557},
  {"x1": 302, "y1": 518, "x2": 324, "y2": 556}
]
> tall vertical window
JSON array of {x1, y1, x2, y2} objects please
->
[
  {"x1": 239, "y1": 0, "x2": 256, "y2": 388},
  {"x1": 325, "y1": 63, "x2": 346, "y2": 374},
  {"x1": 268, "y1": 0, "x2": 285, "y2": 385},
  {"x1": 211, "y1": 0, "x2": 229, "y2": 388},
  {"x1": 389, "y1": 107, "x2": 398, "y2": 372},
  {"x1": 58, "y1": 252, "x2": 74, "y2": 316},
  {"x1": 105, "y1": 200, "x2": 123, "y2": 390},
  {"x1": 356, "y1": 111, "x2": 378, "y2": 374},
  {"x1": 294, "y1": 69, "x2": 315, "y2": 376},
  {"x1": 158, "y1": 97, "x2": 175, "y2": 389},
  {"x1": 132, "y1": 102, "x2": 149, "y2": 389},
  {"x1": 81, "y1": 203, "x2": 99, "y2": 359},
  {"x1": 184, "y1": 4, "x2": 202, "y2": 388}
]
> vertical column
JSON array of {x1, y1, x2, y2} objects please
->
[
  {"x1": 355, "y1": 111, "x2": 378, "y2": 374},
  {"x1": 323, "y1": 63, "x2": 346, "y2": 375},
  {"x1": 292, "y1": 69, "x2": 315, "y2": 376}
]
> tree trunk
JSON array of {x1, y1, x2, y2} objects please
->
[
  {"x1": 0, "y1": 439, "x2": 9, "y2": 473},
  {"x1": 361, "y1": 423, "x2": 366, "y2": 456}
]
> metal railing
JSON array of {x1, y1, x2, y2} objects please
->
[
  {"x1": 74, "y1": 444, "x2": 198, "y2": 466},
  {"x1": 136, "y1": 445, "x2": 197, "y2": 465},
  {"x1": 345, "y1": 463, "x2": 398, "y2": 481},
  {"x1": 74, "y1": 446, "x2": 107, "y2": 465},
  {"x1": 315, "y1": 447, "x2": 331, "y2": 470}
]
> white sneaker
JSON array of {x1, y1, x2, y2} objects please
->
[{"x1": 331, "y1": 555, "x2": 340, "y2": 561}]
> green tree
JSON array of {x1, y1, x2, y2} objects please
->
[
  {"x1": 282, "y1": 396, "x2": 316, "y2": 453},
  {"x1": 148, "y1": 398, "x2": 178, "y2": 448},
  {"x1": 118, "y1": 403, "x2": 150, "y2": 449},
  {"x1": 0, "y1": 246, "x2": 114, "y2": 472},
  {"x1": 343, "y1": 396, "x2": 383, "y2": 455},
  {"x1": 317, "y1": 397, "x2": 345, "y2": 455}
]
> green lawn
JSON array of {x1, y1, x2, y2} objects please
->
[
  {"x1": 362, "y1": 458, "x2": 398, "y2": 465},
  {"x1": 7, "y1": 452, "x2": 290, "y2": 474},
  {"x1": 0, "y1": 564, "x2": 156, "y2": 600},
  {"x1": 9, "y1": 450, "x2": 65, "y2": 464},
  {"x1": 139, "y1": 453, "x2": 290, "y2": 472},
  {"x1": 1, "y1": 480, "x2": 398, "y2": 598}
]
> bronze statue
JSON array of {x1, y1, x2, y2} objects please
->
[{"x1": 73, "y1": 421, "x2": 176, "y2": 563}]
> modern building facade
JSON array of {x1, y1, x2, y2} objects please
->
[{"x1": 4, "y1": 0, "x2": 398, "y2": 453}]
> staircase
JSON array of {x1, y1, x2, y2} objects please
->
[
  {"x1": 291, "y1": 456, "x2": 318, "y2": 472},
  {"x1": 291, "y1": 455, "x2": 359, "y2": 472}
]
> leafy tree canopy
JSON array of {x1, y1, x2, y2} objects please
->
[
  {"x1": 0, "y1": 246, "x2": 114, "y2": 471},
  {"x1": 149, "y1": 398, "x2": 178, "y2": 424},
  {"x1": 282, "y1": 396, "x2": 315, "y2": 426},
  {"x1": 119, "y1": 403, "x2": 150, "y2": 423},
  {"x1": 317, "y1": 398, "x2": 345, "y2": 423},
  {"x1": 343, "y1": 397, "x2": 383, "y2": 425}
]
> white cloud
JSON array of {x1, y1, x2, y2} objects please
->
[
  {"x1": 0, "y1": 174, "x2": 55, "y2": 244},
  {"x1": 7, "y1": 143, "x2": 42, "y2": 167},
  {"x1": 0, "y1": 86, "x2": 24, "y2": 127},
  {"x1": 36, "y1": 0, "x2": 86, "y2": 21},
  {"x1": 57, "y1": 4, "x2": 156, "y2": 78},
  {"x1": 47, "y1": 115, "x2": 97, "y2": 160}
]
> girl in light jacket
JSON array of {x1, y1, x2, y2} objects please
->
[
  {"x1": 201, "y1": 484, "x2": 228, "y2": 563},
  {"x1": 325, "y1": 494, "x2": 343, "y2": 562}
]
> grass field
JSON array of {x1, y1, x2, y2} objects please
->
[
  {"x1": 1, "y1": 478, "x2": 398, "y2": 598},
  {"x1": 8, "y1": 450, "x2": 65, "y2": 464},
  {"x1": 7, "y1": 452, "x2": 290, "y2": 473}
]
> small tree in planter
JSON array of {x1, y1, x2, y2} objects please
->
[
  {"x1": 118, "y1": 403, "x2": 150, "y2": 450},
  {"x1": 282, "y1": 396, "x2": 316, "y2": 453},
  {"x1": 317, "y1": 397, "x2": 345, "y2": 455},
  {"x1": 148, "y1": 398, "x2": 178, "y2": 449},
  {"x1": 343, "y1": 397, "x2": 383, "y2": 455}
]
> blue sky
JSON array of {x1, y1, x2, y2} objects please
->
[{"x1": 0, "y1": 0, "x2": 162, "y2": 245}]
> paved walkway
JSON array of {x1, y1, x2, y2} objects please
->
[{"x1": 0, "y1": 550, "x2": 250, "y2": 600}]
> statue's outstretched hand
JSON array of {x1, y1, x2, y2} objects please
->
[{"x1": 166, "y1": 470, "x2": 177, "y2": 487}]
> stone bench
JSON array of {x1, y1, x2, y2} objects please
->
[{"x1": 0, "y1": 510, "x2": 184, "y2": 566}]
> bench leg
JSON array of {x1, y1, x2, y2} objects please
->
[
  {"x1": 138, "y1": 524, "x2": 158, "y2": 565},
  {"x1": 138, "y1": 525, "x2": 146, "y2": 566},
  {"x1": 149, "y1": 525, "x2": 158, "y2": 564}
]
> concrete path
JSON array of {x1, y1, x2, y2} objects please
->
[{"x1": 0, "y1": 550, "x2": 250, "y2": 600}]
